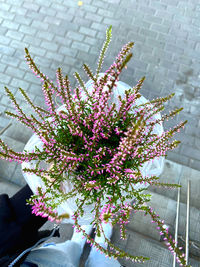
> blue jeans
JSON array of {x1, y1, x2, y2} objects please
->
[{"x1": 20, "y1": 241, "x2": 121, "y2": 267}]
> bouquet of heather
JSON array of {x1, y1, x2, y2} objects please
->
[{"x1": 0, "y1": 26, "x2": 188, "y2": 266}]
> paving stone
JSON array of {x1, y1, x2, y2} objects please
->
[
  {"x1": 84, "y1": 13, "x2": 102, "y2": 24},
  {"x1": 6, "y1": 0, "x2": 22, "y2": 7},
  {"x1": 5, "y1": 66, "x2": 25, "y2": 79},
  {"x1": 33, "y1": 56, "x2": 52, "y2": 68},
  {"x1": 91, "y1": 22, "x2": 107, "y2": 32},
  {"x1": 11, "y1": 163, "x2": 27, "y2": 186},
  {"x1": 10, "y1": 78, "x2": 30, "y2": 90},
  {"x1": 10, "y1": 5, "x2": 27, "y2": 15},
  {"x1": 0, "y1": 73, "x2": 12, "y2": 85},
  {"x1": 140, "y1": 27, "x2": 158, "y2": 38},
  {"x1": 28, "y1": 46, "x2": 46, "y2": 57},
  {"x1": 49, "y1": 24, "x2": 67, "y2": 37},
  {"x1": 0, "y1": 35, "x2": 11, "y2": 45},
  {"x1": 0, "y1": 135, "x2": 25, "y2": 182},
  {"x1": 180, "y1": 144, "x2": 200, "y2": 161},
  {"x1": 6, "y1": 30, "x2": 24, "y2": 42},
  {"x1": 54, "y1": 36, "x2": 72, "y2": 46},
  {"x1": 23, "y1": 2, "x2": 40, "y2": 12},
  {"x1": 84, "y1": 36, "x2": 98, "y2": 46},
  {"x1": 97, "y1": 8, "x2": 115, "y2": 18},
  {"x1": 190, "y1": 158, "x2": 200, "y2": 171},
  {"x1": 134, "y1": 20, "x2": 152, "y2": 32},
  {"x1": 56, "y1": 11, "x2": 73, "y2": 21},
  {"x1": 71, "y1": 41, "x2": 90, "y2": 53},
  {"x1": 35, "y1": 0, "x2": 51, "y2": 7},
  {"x1": 51, "y1": 2, "x2": 69, "y2": 10},
  {"x1": 0, "y1": 63, "x2": 6, "y2": 72},
  {"x1": 26, "y1": 10, "x2": 45, "y2": 20},
  {"x1": 45, "y1": 51, "x2": 64, "y2": 62},
  {"x1": 0, "y1": 179, "x2": 21, "y2": 196},
  {"x1": 14, "y1": 14, "x2": 32, "y2": 26},
  {"x1": 165, "y1": 43, "x2": 185, "y2": 54},
  {"x1": 66, "y1": 31, "x2": 85, "y2": 42},
  {"x1": 0, "y1": 116, "x2": 11, "y2": 128},
  {"x1": 28, "y1": 84, "x2": 43, "y2": 97},
  {"x1": 40, "y1": 6, "x2": 56, "y2": 16},
  {"x1": 80, "y1": 4, "x2": 97, "y2": 13},
  {"x1": 19, "y1": 25, "x2": 37, "y2": 35},
  {"x1": 2, "y1": 20, "x2": 20, "y2": 30},
  {"x1": 36, "y1": 31, "x2": 54, "y2": 41},
  {"x1": 43, "y1": 16, "x2": 61, "y2": 26},
  {"x1": 0, "y1": 2, "x2": 11, "y2": 11},
  {"x1": 10, "y1": 40, "x2": 28, "y2": 51},
  {"x1": 151, "y1": 23, "x2": 170, "y2": 34},
  {"x1": 50, "y1": 62, "x2": 70, "y2": 76},
  {"x1": 79, "y1": 26, "x2": 97, "y2": 37},
  {"x1": 31, "y1": 20, "x2": 49, "y2": 31},
  {"x1": 149, "y1": 159, "x2": 200, "y2": 209},
  {"x1": 92, "y1": 0, "x2": 109, "y2": 9},
  {"x1": 59, "y1": 46, "x2": 78, "y2": 58},
  {"x1": 41, "y1": 41, "x2": 58, "y2": 52},
  {"x1": 23, "y1": 35, "x2": 42, "y2": 46},
  {"x1": 0, "y1": 10, "x2": 15, "y2": 20},
  {"x1": 24, "y1": 72, "x2": 40, "y2": 85},
  {"x1": 103, "y1": 17, "x2": 120, "y2": 26},
  {"x1": 0, "y1": 45, "x2": 15, "y2": 56}
]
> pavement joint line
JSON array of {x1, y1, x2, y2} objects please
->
[{"x1": 0, "y1": 122, "x2": 12, "y2": 136}]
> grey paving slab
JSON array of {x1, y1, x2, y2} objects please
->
[
  {"x1": 0, "y1": 179, "x2": 21, "y2": 196},
  {"x1": 149, "y1": 159, "x2": 200, "y2": 210},
  {"x1": 0, "y1": 135, "x2": 26, "y2": 186}
]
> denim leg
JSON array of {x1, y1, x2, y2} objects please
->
[
  {"x1": 85, "y1": 245, "x2": 121, "y2": 267},
  {"x1": 21, "y1": 241, "x2": 82, "y2": 267}
]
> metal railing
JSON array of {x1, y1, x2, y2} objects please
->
[{"x1": 173, "y1": 180, "x2": 190, "y2": 267}]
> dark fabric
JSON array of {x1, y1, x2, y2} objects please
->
[
  {"x1": 0, "y1": 185, "x2": 48, "y2": 266},
  {"x1": 21, "y1": 261, "x2": 38, "y2": 267}
]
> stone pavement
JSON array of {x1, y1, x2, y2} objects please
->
[{"x1": 0, "y1": 0, "x2": 199, "y2": 171}]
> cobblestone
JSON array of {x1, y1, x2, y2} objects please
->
[
  {"x1": 0, "y1": 36, "x2": 11, "y2": 45},
  {"x1": 0, "y1": 73, "x2": 11, "y2": 85},
  {"x1": 71, "y1": 41, "x2": 90, "y2": 53},
  {"x1": 66, "y1": 31, "x2": 84, "y2": 42},
  {"x1": 2, "y1": 20, "x2": 20, "y2": 30},
  {"x1": 31, "y1": 20, "x2": 49, "y2": 31},
  {"x1": 6, "y1": 30, "x2": 24, "y2": 41},
  {"x1": 5, "y1": 66, "x2": 25, "y2": 79},
  {"x1": 23, "y1": 35, "x2": 42, "y2": 46},
  {"x1": 0, "y1": 10, "x2": 15, "y2": 20},
  {"x1": 79, "y1": 26, "x2": 97, "y2": 37},
  {"x1": 14, "y1": 14, "x2": 32, "y2": 26},
  {"x1": 41, "y1": 41, "x2": 58, "y2": 52},
  {"x1": 85, "y1": 12, "x2": 102, "y2": 23},
  {"x1": 19, "y1": 25, "x2": 37, "y2": 35}
]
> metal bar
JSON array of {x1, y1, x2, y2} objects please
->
[
  {"x1": 173, "y1": 183, "x2": 181, "y2": 267},
  {"x1": 185, "y1": 180, "x2": 190, "y2": 265}
]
